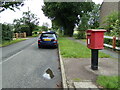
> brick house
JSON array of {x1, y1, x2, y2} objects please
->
[{"x1": 99, "y1": 1, "x2": 119, "y2": 27}]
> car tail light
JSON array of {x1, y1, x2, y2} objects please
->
[
  {"x1": 54, "y1": 40, "x2": 57, "y2": 41},
  {"x1": 38, "y1": 38, "x2": 41, "y2": 41},
  {"x1": 54, "y1": 40, "x2": 57, "y2": 44}
]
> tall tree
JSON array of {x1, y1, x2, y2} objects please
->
[
  {"x1": 76, "y1": 13, "x2": 90, "y2": 39},
  {"x1": 0, "y1": 1, "x2": 24, "y2": 12},
  {"x1": 13, "y1": 19, "x2": 22, "y2": 32},
  {"x1": 42, "y1": 22, "x2": 49, "y2": 28},
  {"x1": 22, "y1": 11, "x2": 39, "y2": 36},
  {"x1": 13, "y1": 11, "x2": 39, "y2": 36},
  {"x1": 89, "y1": 4, "x2": 100, "y2": 29},
  {"x1": 42, "y1": 2, "x2": 94, "y2": 36}
]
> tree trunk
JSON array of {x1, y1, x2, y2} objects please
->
[
  {"x1": 64, "y1": 27, "x2": 68, "y2": 36},
  {"x1": 29, "y1": 28, "x2": 32, "y2": 36},
  {"x1": 68, "y1": 27, "x2": 74, "y2": 37},
  {"x1": 29, "y1": 25, "x2": 34, "y2": 36},
  {"x1": 64, "y1": 25, "x2": 74, "y2": 37}
]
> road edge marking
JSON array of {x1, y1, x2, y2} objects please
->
[
  {"x1": 0, "y1": 41, "x2": 37, "y2": 65},
  {"x1": 0, "y1": 50, "x2": 23, "y2": 64}
]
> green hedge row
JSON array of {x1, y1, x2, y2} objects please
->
[{"x1": 2, "y1": 24, "x2": 13, "y2": 41}]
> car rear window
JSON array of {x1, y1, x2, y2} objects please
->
[{"x1": 41, "y1": 33, "x2": 56, "y2": 38}]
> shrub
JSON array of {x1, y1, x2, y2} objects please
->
[
  {"x1": 73, "y1": 31, "x2": 86, "y2": 39},
  {"x1": 2, "y1": 24, "x2": 13, "y2": 41},
  {"x1": 102, "y1": 12, "x2": 120, "y2": 37}
]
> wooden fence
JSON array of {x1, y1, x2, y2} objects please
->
[
  {"x1": 104, "y1": 36, "x2": 120, "y2": 50},
  {"x1": 13, "y1": 32, "x2": 26, "y2": 38}
]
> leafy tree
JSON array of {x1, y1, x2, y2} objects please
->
[
  {"x1": 13, "y1": 19, "x2": 22, "y2": 33},
  {"x1": 42, "y1": 2, "x2": 94, "y2": 36},
  {"x1": 22, "y1": 11, "x2": 39, "y2": 36},
  {"x1": 52, "y1": 22, "x2": 59, "y2": 31},
  {"x1": 0, "y1": 1, "x2": 24, "y2": 12},
  {"x1": 78, "y1": 13, "x2": 90, "y2": 30},
  {"x1": 13, "y1": 11, "x2": 39, "y2": 36},
  {"x1": 76, "y1": 4, "x2": 100, "y2": 39},
  {"x1": 33, "y1": 26, "x2": 42, "y2": 31},
  {"x1": 89, "y1": 4, "x2": 100, "y2": 29},
  {"x1": 77, "y1": 13, "x2": 90, "y2": 39},
  {"x1": 103, "y1": 12, "x2": 119, "y2": 36},
  {"x1": 40, "y1": 22, "x2": 50, "y2": 31},
  {"x1": 42, "y1": 22, "x2": 49, "y2": 28},
  {"x1": 41, "y1": 25, "x2": 48, "y2": 31}
]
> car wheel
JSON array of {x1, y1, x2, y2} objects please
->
[
  {"x1": 38, "y1": 45, "x2": 41, "y2": 48},
  {"x1": 55, "y1": 45, "x2": 58, "y2": 48}
]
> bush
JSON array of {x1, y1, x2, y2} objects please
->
[
  {"x1": 102, "y1": 12, "x2": 120, "y2": 37},
  {"x1": 104, "y1": 38, "x2": 112, "y2": 45},
  {"x1": 73, "y1": 31, "x2": 86, "y2": 39},
  {"x1": 2, "y1": 24, "x2": 13, "y2": 41}
]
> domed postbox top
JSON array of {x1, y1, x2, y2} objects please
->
[{"x1": 87, "y1": 29, "x2": 106, "y2": 32}]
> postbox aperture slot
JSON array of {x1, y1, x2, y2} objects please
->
[{"x1": 87, "y1": 33, "x2": 91, "y2": 36}]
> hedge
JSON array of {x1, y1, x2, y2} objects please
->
[{"x1": 2, "y1": 24, "x2": 13, "y2": 41}]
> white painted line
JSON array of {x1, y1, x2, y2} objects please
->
[
  {"x1": 0, "y1": 42, "x2": 36, "y2": 64},
  {"x1": 0, "y1": 50, "x2": 23, "y2": 64}
]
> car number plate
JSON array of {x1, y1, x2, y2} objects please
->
[{"x1": 44, "y1": 39, "x2": 51, "y2": 41}]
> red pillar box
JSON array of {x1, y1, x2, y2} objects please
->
[
  {"x1": 86, "y1": 29, "x2": 106, "y2": 70},
  {"x1": 86, "y1": 29, "x2": 106, "y2": 50}
]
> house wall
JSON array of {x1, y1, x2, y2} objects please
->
[{"x1": 99, "y1": 2, "x2": 119, "y2": 27}]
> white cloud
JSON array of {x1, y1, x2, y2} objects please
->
[
  {"x1": 92, "y1": 0, "x2": 103, "y2": 4},
  {"x1": 0, "y1": 0, "x2": 52, "y2": 27}
]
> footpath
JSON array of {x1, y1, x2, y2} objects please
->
[{"x1": 59, "y1": 37, "x2": 119, "y2": 89}]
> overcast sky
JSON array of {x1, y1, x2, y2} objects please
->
[{"x1": 0, "y1": 0, "x2": 103, "y2": 28}]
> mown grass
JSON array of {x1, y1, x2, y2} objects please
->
[
  {"x1": 0, "y1": 38, "x2": 27, "y2": 47},
  {"x1": 59, "y1": 37, "x2": 110, "y2": 58},
  {"x1": 81, "y1": 39, "x2": 87, "y2": 42},
  {"x1": 96, "y1": 76, "x2": 119, "y2": 88}
]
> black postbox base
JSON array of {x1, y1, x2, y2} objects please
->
[{"x1": 91, "y1": 49, "x2": 98, "y2": 70}]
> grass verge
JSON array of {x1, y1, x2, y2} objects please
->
[
  {"x1": 59, "y1": 37, "x2": 110, "y2": 58},
  {"x1": 0, "y1": 38, "x2": 27, "y2": 47},
  {"x1": 96, "y1": 76, "x2": 119, "y2": 88}
]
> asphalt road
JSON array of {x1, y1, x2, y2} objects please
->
[
  {"x1": 1, "y1": 37, "x2": 62, "y2": 88},
  {"x1": 2, "y1": 37, "x2": 37, "y2": 61}
]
